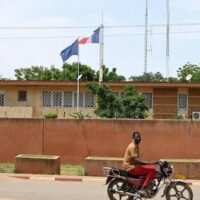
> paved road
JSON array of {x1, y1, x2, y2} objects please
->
[{"x1": 0, "y1": 175, "x2": 199, "y2": 200}]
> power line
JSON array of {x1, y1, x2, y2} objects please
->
[
  {"x1": 0, "y1": 22, "x2": 200, "y2": 30},
  {"x1": 0, "y1": 30, "x2": 200, "y2": 40}
]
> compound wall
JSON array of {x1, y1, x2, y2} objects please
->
[{"x1": 0, "y1": 119, "x2": 199, "y2": 163}]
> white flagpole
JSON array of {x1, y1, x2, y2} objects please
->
[
  {"x1": 99, "y1": 20, "x2": 104, "y2": 84},
  {"x1": 77, "y1": 38, "x2": 80, "y2": 112}
]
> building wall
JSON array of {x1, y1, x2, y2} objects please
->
[
  {"x1": 153, "y1": 88, "x2": 178, "y2": 119},
  {"x1": 189, "y1": 88, "x2": 200, "y2": 117},
  {"x1": 0, "y1": 119, "x2": 199, "y2": 164},
  {"x1": 0, "y1": 83, "x2": 200, "y2": 119}
]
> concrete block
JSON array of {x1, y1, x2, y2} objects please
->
[{"x1": 15, "y1": 154, "x2": 60, "y2": 174}]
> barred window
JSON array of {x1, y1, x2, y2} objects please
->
[
  {"x1": 53, "y1": 91, "x2": 62, "y2": 107},
  {"x1": 63, "y1": 92, "x2": 72, "y2": 107},
  {"x1": 85, "y1": 92, "x2": 94, "y2": 107},
  {"x1": 178, "y1": 93, "x2": 188, "y2": 109},
  {"x1": 0, "y1": 93, "x2": 4, "y2": 106},
  {"x1": 142, "y1": 92, "x2": 153, "y2": 109},
  {"x1": 18, "y1": 90, "x2": 27, "y2": 101},
  {"x1": 42, "y1": 91, "x2": 51, "y2": 107},
  {"x1": 74, "y1": 92, "x2": 84, "y2": 107}
]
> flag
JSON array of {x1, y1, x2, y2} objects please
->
[
  {"x1": 79, "y1": 27, "x2": 100, "y2": 44},
  {"x1": 60, "y1": 39, "x2": 79, "y2": 62}
]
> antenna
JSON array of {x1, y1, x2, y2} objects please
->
[
  {"x1": 144, "y1": 0, "x2": 148, "y2": 74},
  {"x1": 166, "y1": 0, "x2": 170, "y2": 80}
]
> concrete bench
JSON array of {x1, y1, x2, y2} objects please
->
[
  {"x1": 84, "y1": 156, "x2": 200, "y2": 179},
  {"x1": 15, "y1": 154, "x2": 60, "y2": 175},
  {"x1": 84, "y1": 156, "x2": 123, "y2": 176}
]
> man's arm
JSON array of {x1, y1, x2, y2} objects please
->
[{"x1": 133, "y1": 157, "x2": 159, "y2": 165}]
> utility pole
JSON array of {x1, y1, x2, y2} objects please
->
[
  {"x1": 144, "y1": 0, "x2": 148, "y2": 74},
  {"x1": 166, "y1": 0, "x2": 170, "y2": 80}
]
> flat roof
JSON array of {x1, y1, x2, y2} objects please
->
[{"x1": 0, "y1": 80, "x2": 200, "y2": 88}]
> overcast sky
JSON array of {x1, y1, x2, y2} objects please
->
[{"x1": 0, "y1": 0, "x2": 200, "y2": 79}]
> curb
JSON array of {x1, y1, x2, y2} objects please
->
[
  {"x1": 8, "y1": 174, "x2": 83, "y2": 182},
  {"x1": 2, "y1": 173, "x2": 200, "y2": 185}
]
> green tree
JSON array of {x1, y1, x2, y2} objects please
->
[
  {"x1": 122, "y1": 86, "x2": 148, "y2": 119},
  {"x1": 177, "y1": 63, "x2": 200, "y2": 82},
  {"x1": 87, "y1": 83, "x2": 124, "y2": 118},
  {"x1": 129, "y1": 72, "x2": 178, "y2": 82},
  {"x1": 87, "y1": 83, "x2": 148, "y2": 119},
  {"x1": 14, "y1": 66, "x2": 61, "y2": 80},
  {"x1": 97, "y1": 66, "x2": 126, "y2": 82}
]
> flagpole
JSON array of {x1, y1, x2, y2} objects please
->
[
  {"x1": 99, "y1": 22, "x2": 104, "y2": 84},
  {"x1": 77, "y1": 39, "x2": 80, "y2": 112}
]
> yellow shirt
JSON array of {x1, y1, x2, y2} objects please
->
[{"x1": 123, "y1": 141, "x2": 139, "y2": 170}]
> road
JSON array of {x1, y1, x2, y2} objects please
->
[{"x1": 0, "y1": 176, "x2": 199, "y2": 200}]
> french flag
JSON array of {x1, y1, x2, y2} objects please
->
[{"x1": 79, "y1": 27, "x2": 100, "y2": 44}]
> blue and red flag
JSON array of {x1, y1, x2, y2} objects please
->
[{"x1": 79, "y1": 27, "x2": 100, "y2": 44}]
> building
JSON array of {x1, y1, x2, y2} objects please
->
[{"x1": 0, "y1": 80, "x2": 200, "y2": 119}]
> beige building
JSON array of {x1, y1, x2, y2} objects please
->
[{"x1": 0, "y1": 80, "x2": 200, "y2": 119}]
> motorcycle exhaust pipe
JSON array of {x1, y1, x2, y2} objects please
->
[{"x1": 112, "y1": 190, "x2": 141, "y2": 198}]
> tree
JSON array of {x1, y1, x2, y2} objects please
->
[
  {"x1": 14, "y1": 63, "x2": 125, "y2": 82},
  {"x1": 177, "y1": 63, "x2": 200, "y2": 82},
  {"x1": 87, "y1": 83, "x2": 149, "y2": 119},
  {"x1": 122, "y1": 86, "x2": 148, "y2": 119},
  {"x1": 14, "y1": 66, "x2": 61, "y2": 80},
  {"x1": 96, "y1": 66, "x2": 126, "y2": 82},
  {"x1": 129, "y1": 72, "x2": 178, "y2": 82},
  {"x1": 87, "y1": 83, "x2": 124, "y2": 118}
]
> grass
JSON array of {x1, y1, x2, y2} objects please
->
[{"x1": 0, "y1": 163, "x2": 85, "y2": 176}]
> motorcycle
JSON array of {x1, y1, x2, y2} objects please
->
[{"x1": 103, "y1": 160, "x2": 193, "y2": 200}]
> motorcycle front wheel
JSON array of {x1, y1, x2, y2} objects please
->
[
  {"x1": 107, "y1": 178, "x2": 133, "y2": 200},
  {"x1": 165, "y1": 181, "x2": 193, "y2": 200}
]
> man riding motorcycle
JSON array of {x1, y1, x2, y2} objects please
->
[{"x1": 123, "y1": 131, "x2": 158, "y2": 196}]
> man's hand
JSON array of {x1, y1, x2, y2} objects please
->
[{"x1": 127, "y1": 165, "x2": 135, "y2": 171}]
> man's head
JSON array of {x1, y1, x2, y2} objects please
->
[{"x1": 132, "y1": 132, "x2": 141, "y2": 144}]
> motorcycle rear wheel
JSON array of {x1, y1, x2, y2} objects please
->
[
  {"x1": 165, "y1": 181, "x2": 193, "y2": 200},
  {"x1": 107, "y1": 178, "x2": 133, "y2": 200}
]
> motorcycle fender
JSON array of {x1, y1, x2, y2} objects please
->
[
  {"x1": 105, "y1": 176, "x2": 113, "y2": 185},
  {"x1": 163, "y1": 180, "x2": 188, "y2": 197}
]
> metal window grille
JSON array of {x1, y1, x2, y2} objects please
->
[
  {"x1": 85, "y1": 92, "x2": 94, "y2": 107},
  {"x1": 0, "y1": 93, "x2": 4, "y2": 106},
  {"x1": 142, "y1": 92, "x2": 153, "y2": 109},
  {"x1": 18, "y1": 90, "x2": 27, "y2": 101},
  {"x1": 63, "y1": 92, "x2": 73, "y2": 107},
  {"x1": 74, "y1": 92, "x2": 84, "y2": 107},
  {"x1": 53, "y1": 91, "x2": 62, "y2": 107},
  {"x1": 42, "y1": 91, "x2": 51, "y2": 107},
  {"x1": 178, "y1": 93, "x2": 188, "y2": 109}
]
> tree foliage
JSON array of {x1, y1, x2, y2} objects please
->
[
  {"x1": 129, "y1": 72, "x2": 178, "y2": 82},
  {"x1": 121, "y1": 86, "x2": 148, "y2": 119},
  {"x1": 14, "y1": 63, "x2": 125, "y2": 82},
  {"x1": 177, "y1": 63, "x2": 200, "y2": 82},
  {"x1": 87, "y1": 83, "x2": 149, "y2": 119}
]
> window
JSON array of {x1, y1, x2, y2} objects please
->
[
  {"x1": 63, "y1": 92, "x2": 72, "y2": 107},
  {"x1": 74, "y1": 92, "x2": 84, "y2": 107},
  {"x1": 18, "y1": 90, "x2": 27, "y2": 101},
  {"x1": 85, "y1": 92, "x2": 94, "y2": 107},
  {"x1": 53, "y1": 91, "x2": 62, "y2": 107},
  {"x1": 42, "y1": 91, "x2": 95, "y2": 108},
  {"x1": 42, "y1": 91, "x2": 51, "y2": 107},
  {"x1": 142, "y1": 92, "x2": 153, "y2": 109},
  {"x1": 178, "y1": 93, "x2": 188, "y2": 109},
  {"x1": 0, "y1": 93, "x2": 4, "y2": 106}
]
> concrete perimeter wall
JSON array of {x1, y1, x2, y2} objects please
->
[{"x1": 0, "y1": 119, "x2": 199, "y2": 164}]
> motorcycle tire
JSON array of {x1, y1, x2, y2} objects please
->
[
  {"x1": 107, "y1": 178, "x2": 130, "y2": 200},
  {"x1": 165, "y1": 181, "x2": 193, "y2": 200}
]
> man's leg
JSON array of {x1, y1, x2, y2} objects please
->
[{"x1": 129, "y1": 165, "x2": 156, "y2": 187}]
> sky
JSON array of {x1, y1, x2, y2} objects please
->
[{"x1": 0, "y1": 0, "x2": 200, "y2": 80}]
